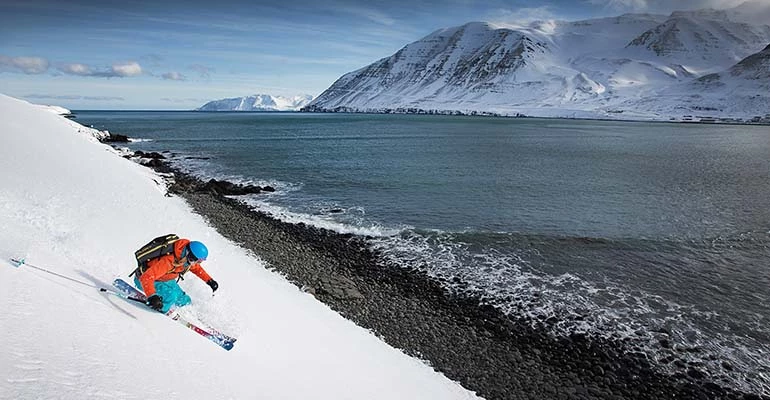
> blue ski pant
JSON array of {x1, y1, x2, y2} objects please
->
[{"x1": 134, "y1": 277, "x2": 191, "y2": 313}]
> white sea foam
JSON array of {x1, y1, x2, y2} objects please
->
[
  {"x1": 369, "y1": 230, "x2": 770, "y2": 395},
  {"x1": 240, "y1": 197, "x2": 405, "y2": 237}
]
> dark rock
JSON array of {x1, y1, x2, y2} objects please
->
[
  {"x1": 143, "y1": 159, "x2": 165, "y2": 168},
  {"x1": 101, "y1": 133, "x2": 130, "y2": 142},
  {"x1": 316, "y1": 275, "x2": 364, "y2": 300},
  {"x1": 198, "y1": 179, "x2": 264, "y2": 196},
  {"x1": 687, "y1": 368, "x2": 706, "y2": 380},
  {"x1": 135, "y1": 151, "x2": 166, "y2": 159}
]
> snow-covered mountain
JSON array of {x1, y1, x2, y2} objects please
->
[
  {"x1": 306, "y1": 5, "x2": 770, "y2": 121},
  {"x1": 198, "y1": 94, "x2": 313, "y2": 111}
]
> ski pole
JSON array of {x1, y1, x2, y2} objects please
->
[{"x1": 9, "y1": 258, "x2": 146, "y2": 304}]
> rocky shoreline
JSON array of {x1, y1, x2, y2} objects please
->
[{"x1": 131, "y1": 151, "x2": 765, "y2": 400}]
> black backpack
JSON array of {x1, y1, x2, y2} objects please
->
[{"x1": 129, "y1": 234, "x2": 180, "y2": 278}]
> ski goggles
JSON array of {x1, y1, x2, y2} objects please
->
[{"x1": 184, "y1": 246, "x2": 204, "y2": 265}]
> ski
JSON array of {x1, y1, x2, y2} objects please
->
[
  {"x1": 113, "y1": 278, "x2": 147, "y2": 301},
  {"x1": 112, "y1": 278, "x2": 236, "y2": 351},
  {"x1": 169, "y1": 313, "x2": 235, "y2": 350}
]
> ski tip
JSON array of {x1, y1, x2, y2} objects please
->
[
  {"x1": 10, "y1": 258, "x2": 24, "y2": 267},
  {"x1": 223, "y1": 342, "x2": 235, "y2": 351}
]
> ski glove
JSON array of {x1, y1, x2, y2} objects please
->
[
  {"x1": 147, "y1": 295, "x2": 163, "y2": 311},
  {"x1": 207, "y1": 279, "x2": 219, "y2": 293}
]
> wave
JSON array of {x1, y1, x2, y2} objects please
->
[{"x1": 240, "y1": 198, "x2": 405, "y2": 237}]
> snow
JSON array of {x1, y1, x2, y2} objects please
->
[
  {"x1": 198, "y1": 94, "x2": 314, "y2": 111},
  {"x1": 0, "y1": 94, "x2": 480, "y2": 400},
  {"x1": 34, "y1": 104, "x2": 72, "y2": 116},
  {"x1": 308, "y1": 6, "x2": 770, "y2": 121}
]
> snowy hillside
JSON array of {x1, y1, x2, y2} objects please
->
[
  {"x1": 306, "y1": 5, "x2": 770, "y2": 121},
  {"x1": 725, "y1": 42, "x2": 770, "y2": 80},
  {"x1": 644, "y1": 43, "x2": 770, "y2": 119},
  {"x1": 198, "y1": 94, "x2": 313, "y2": 111},
  {"x1": 0, "y1": 94, "x2": 479, "y2": 400}
]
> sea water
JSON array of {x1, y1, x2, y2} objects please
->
[{"x1": 77, "y1": 111, "x2": 770, "y2": 393}]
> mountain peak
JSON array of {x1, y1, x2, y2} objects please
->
[
  {"x1": 626, "y1": 10, "x2": 770, "y2": 61},
  {"x1": 307, "y1": 21, "x2": 550, "y2": 110},
  {"x1": 729, "y1": 42, "x2": 770, "y2": 79}
]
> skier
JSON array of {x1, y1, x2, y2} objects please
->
[{"x1": 134, "y1": 239, "x2": 218, "y2": 313}]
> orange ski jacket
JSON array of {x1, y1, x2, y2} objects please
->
[{"x1": 139, "y1": 239, "x2": 213, "y2": 298}]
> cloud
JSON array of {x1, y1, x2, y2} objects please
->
[
  {"x1": 731, "y1": 0, "x2": 770, "y2": 23},
  {"x1": 161, "y1": 71, "x2": 186, "y2": 81},
  {"x1": 586, "y1": 0, "x2": 749, "y2": 13},
  {"x1": 337, "y1": 5, "x2": 396, "y2": 26},
  {"x1": 57, "y1": 61, "x2": 143, "y2": 78},
  {"x1": 0, "y1": 55, "x2": 49, "y2": 74},
  {"x1": 59, "y1": 63, "x2": 93, "y2": 76},
  {"x1": 487, "y1": 6, "x2": 557, "y2": 27},
  {"x1": 189, "y1": 64, "x2": 214, "y2": 78},
  {"x1": 160, "y1": 97, "x2": 209, "y2": 103},
  {"x1": 111, "y1": 62, "x2": 142, "y2": 77},
  {"x1": 24, "y1": 94, "x2": 125, "y2": 101},
  {"x1": 588, "y1": 0, "x2": 647, "y2": 10}
]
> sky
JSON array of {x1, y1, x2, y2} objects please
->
[
  {"x1": 0, "y1": 0, "x2": 762, "y2": 109},
  {"x1": 0, "y1": 93, "x2": 481, "y2": 399}
]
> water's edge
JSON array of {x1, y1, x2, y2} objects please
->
[{"x1": 145, "y1": 158, "x2": 762, "y2": 400}]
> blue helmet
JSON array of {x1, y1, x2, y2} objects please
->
[{"x1": 187, "y1": 241, "x2": 208, "y2": 261}]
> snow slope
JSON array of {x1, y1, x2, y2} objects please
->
[
  {"x1": 0, "y1": 94, "x2": 479, "y2": 400},
  {"x1": 306, "y1": 6, "x2": 770, "y2": 120},
  {"x1": 637, "y1": 43, "x2": 770, "y2": 118},
  {"x1": 198, "y1": 94, "x2": 313, "y2": 111}
]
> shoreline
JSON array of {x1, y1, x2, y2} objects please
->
[
  {"x1": 76, "y1": 109, "x2": 770, "y2": 128},
  {"x1": 297, "y1": 108, "x2": 770, "y2": 127},
  {"x1": 136, "y1": 154, "x2": 764, "y2": 400}
]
